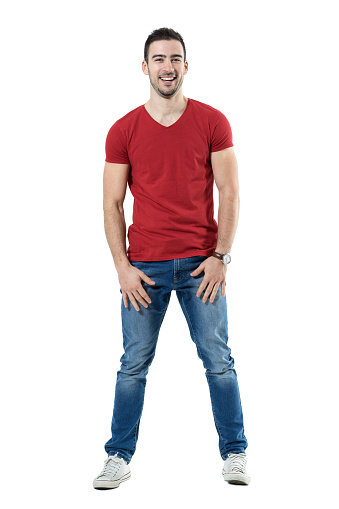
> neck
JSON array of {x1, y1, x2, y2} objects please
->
[{"x1": 145, "y1": 91, "x2": 188, "y2": 116}]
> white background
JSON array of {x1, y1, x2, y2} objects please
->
[{"x1": 1, "y1": 0, "x2": 338, "y2": 507}]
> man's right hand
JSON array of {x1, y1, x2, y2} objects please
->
[{"x1": 117, "y1": 264, "x2": 156, "y2": 312}]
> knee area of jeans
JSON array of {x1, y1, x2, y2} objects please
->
[
  {"x1": 205, "y1": 363, "x2": 236, "y2": 376},
  {"x1": 117, "y1": 369, "x2": 149, "y2": 380}
]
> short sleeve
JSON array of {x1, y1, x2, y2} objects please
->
[
  {"x1": 210, "y1": 111, "x2": 234, "y2": 152},
  {"x1": 105, "y1": 122, "x2": 130, "y2": 164}
]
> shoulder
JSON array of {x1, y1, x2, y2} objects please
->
[
  {"x1": 110, "y1": 104, "x2": 144, "y2": 130},
  {"x1": 190, "y1": 99, "x2": 234, "y2": 150},
  {"x1": 106, "y1": 105, "x2": 144, "y2": 140},
  {"x1": 189, "y1": 98, "x2": 228, "y2": 120}
]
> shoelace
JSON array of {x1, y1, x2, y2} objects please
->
[
  {"x1": 227, "y1": 453, "x2": 247, "y2": 473},
  {"x1": 97, "y1": 456, "x2": 123, "y2": 478}
]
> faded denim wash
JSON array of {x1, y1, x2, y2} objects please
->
[{"x1": 104, "y1": 255, "x2": 248, "y2": 463}]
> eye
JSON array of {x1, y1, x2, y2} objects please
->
[{"x1": 155, "y1": 58, "x2": 181, "y2": 62}]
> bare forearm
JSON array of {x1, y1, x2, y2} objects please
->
[
  {"x1": 215, "y1": 192, "x2": 240, "y2": 254},
  {"x1": 104, "y1": 206, "x2": 130, "y2": 270}
]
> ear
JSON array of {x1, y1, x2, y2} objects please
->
[{"x1": 142, "y1": 60, "x2": 149, "y2": 75}]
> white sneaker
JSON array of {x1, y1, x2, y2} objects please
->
[
  {"x1": 222, "y1": 452, "x2": 251, "y2": 485},
  {"x1": 93, "y1": 454, "x2": 131, "y2": 490}
]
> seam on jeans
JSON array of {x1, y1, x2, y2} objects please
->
[
  {"x1": 173, "y1": 258, "x2": 186, "y2": 285},
  {"x1": 179, "y1": 292, "x2": 228, "y2": 453},
  {"x1": 178, "y1": 291, "x2": 204, "y2": 360},
  {"x1": 132, "y1": 290, "x2": 171, "y2": 453},
  {"x1": 133, "y1": 419, "x2": 140, "y2": 452},
  {"x1": 205, "y1": 374, "x2": 228, "y2": 450}
]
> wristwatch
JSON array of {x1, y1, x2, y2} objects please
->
[{"x1": 212, "y1": 251, "x2": 231, "y2": 265}]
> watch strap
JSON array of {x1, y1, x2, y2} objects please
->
[
  {"x1": 212, "y1": 252, "x2": 224, "y2": 262},
  {"x1": 212, "y1": 251, "x2": 231, "y2": 264}
]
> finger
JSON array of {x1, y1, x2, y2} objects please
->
[
  {"x1": 122, "y1": 291, "x2": 128, "y2": 308},
  {"x1": 209, "y1": 283, "x2": 220, "y2": 303},
  {"x1": 136, "y1": 279, "x2": 152, "y2": 305},
  {"x1": 202, "y1": 281, "x2": 217, "y2": 303},
  {"x1": 133, "y1": 289, "x2": 150, "y2": 309},
  {"x1": 221, "y1": 281, "x2": 226, "y2": 297},
  {"x1": 140, "y1": 272, "x2": 156, "y2": 285},
  {"x1": 196, "y1": 278, "x2": 207, "y2": 297},
  {"x1": 127, "y1": 291, "x2": 141, "y2": 312},
  {"x1": 139, "y1": 287, "x2": 152, "y2": 304}
]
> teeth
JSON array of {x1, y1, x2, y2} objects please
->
[{"x1": 161, "y1": 77, "x2": 175, "y2": 81}]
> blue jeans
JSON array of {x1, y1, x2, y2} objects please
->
[{"x1": 104, "y1": 255, "x2": 248, "y2": 463}]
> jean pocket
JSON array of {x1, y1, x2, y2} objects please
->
[{"x1": 130, "y1": 260, "x2": 144, "y2": 267}]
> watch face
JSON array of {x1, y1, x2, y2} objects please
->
[{"x1": 223, "y1": 254, "x2": 231, "y2": 264}]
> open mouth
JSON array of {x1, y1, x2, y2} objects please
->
[{"x1": 160, "y1": 76, "x2": 176, "y2": 83}]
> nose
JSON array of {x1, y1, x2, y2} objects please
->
[{"x1": 162, "y1": 59, "x2": 174, "y2": 73}]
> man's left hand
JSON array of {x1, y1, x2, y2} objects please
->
[{"x1": 190, "y1": 256, "x2": 227, "y2": 303}]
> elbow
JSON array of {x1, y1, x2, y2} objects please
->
[
  {"x1": 103, "y1": 200, "x2": 124, "y2": 215},
  {"x1": 219, "y1": 188, "x2": 240, "y2": 203}
]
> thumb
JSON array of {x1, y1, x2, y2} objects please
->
[{"x1": 190, "y1": 264, "x2": 204, "y2": 276}]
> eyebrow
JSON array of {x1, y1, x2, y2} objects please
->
[{"x1": 151, "y1": 54, "x2": 183, "y2": 59}]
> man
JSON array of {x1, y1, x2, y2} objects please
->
[{"x1": 93, "y1": 27, "x2": 250, "y2": 489}]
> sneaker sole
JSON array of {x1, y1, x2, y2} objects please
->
[
  {"x1": 93, "y1": 472, "x2": 131, "y2": 490},
  {"x1": 223, "y1": 472, "x2": 251, "y2": 485}
]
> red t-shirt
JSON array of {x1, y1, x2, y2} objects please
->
[{"x1": 105, "y1": 98, "x2": 233, "y2": 261}]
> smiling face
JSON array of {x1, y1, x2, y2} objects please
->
[{"x1": 142, "y1": 39, "x2": 188, "y2": 99}]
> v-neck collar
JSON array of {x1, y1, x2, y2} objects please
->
[{"x1": 142, "y1": 98, "x2": 191, "y2": 129}]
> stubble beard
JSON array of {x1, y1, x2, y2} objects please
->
[{"x1": 149, "y1": 71, "x2": 184, "y2": 98}]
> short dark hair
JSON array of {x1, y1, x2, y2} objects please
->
[{"x1": 144, "y1": 27, "x2": 186, "y2": 65}]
